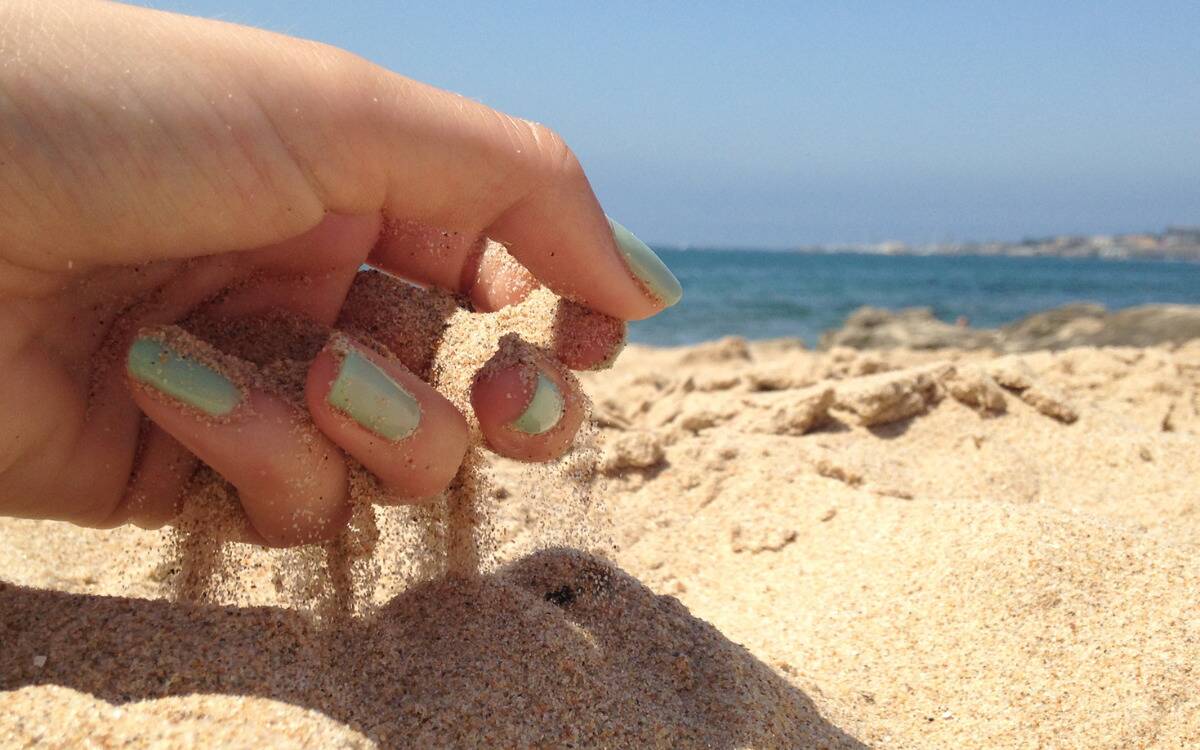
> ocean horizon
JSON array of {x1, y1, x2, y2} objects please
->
[{"x1": 628, "y1": 249, "x2": 1200, "y2": 347}]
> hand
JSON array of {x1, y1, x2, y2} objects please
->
[{"x1": 0, "y1": 1, "x2": 681, "y2": 545}]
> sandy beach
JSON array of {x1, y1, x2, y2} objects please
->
[
  {"x1": 1, "y1": 1, "x2": 1197, "y2": 747},
  {"x1": 3, "y1": 334, "x2": 1199, "y2": 748}
]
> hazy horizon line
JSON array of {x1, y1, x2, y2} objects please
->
[{"x1": 649, "y1": 223, "x2": 1200, "y2": 254}]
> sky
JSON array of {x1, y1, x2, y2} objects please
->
[{"x1": 137, "y1": 1, "x2": 1200, "y2": 248}]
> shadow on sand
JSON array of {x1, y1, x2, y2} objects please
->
[{"x1": 1, "y1": 549, "x2": 867, "y2": 748}]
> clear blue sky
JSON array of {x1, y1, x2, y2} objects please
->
[{"x1": 138, "y1": 1, "x2": 1200, "y2": 248}]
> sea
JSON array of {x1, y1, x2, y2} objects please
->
[{"x1": 628, "y1": 250, "x2": 1200, "y2": 347}]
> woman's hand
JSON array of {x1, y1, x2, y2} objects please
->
[{"x1": 0, "y1": 1, "x2": 680, "y2": 545}]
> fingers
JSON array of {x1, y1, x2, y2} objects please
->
[
  {"x1": 4, "y1": 3, "x2": 680, "y2": 319},
  {"x1": 330, "y1": 65, "x2": 680, "y2": 318},
  {"x1": 471, "y1": 351, "x2": 586, "y2": 463},
  {"x1": 335, "y1": 269, "x2": 617, "y2": 463},
  {"x1": 438, "y1": 240, "x2": 629, "y2": 370},
  {"x1": 305, "y1": 335, "x2": 468, "y2": 499},
  {"x1": 204, "y1": 213, "x2": 379, "y2": 326},
  {"x1": 368, "y1": 210, "x2": 682, "y2": 322},
  {"x1": 363, "y1": 222, "x2": 557, "y2": 314},
  {"x1": 550, "y1": 300, "x2": 628, "y2": 372},
  {"x1": 105, "y1": 213, "x2": 373, "y2": 539},
  {"x1": 466, "y1": 235, "x2": 541, "y2": 314},
  {"x1": 124, "y1": 322, "x2": 473, "y2": 544},
  {"x1": 109, "y1": 427, "x2": 196, "y2": 531},
  {"x1": 340, "y1": 267, "x2": 627, "y2": 379},
  {"x1": 125, "y1": 329, "x2": 350, "y2": 547}
]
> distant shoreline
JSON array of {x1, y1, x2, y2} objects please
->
[{"x1": 656, "y1": 226, "x2": 1200, "y2": 262}]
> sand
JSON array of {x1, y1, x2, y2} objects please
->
[{"x1": 3, "y1": 300, "x2": 1200, "y2": 746}]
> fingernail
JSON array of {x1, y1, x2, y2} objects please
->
[
  {"x1": 608, "y1": 216, "x2": 683, "y2": 307},
  {"x1": 511, "y1": 371, "x2": 564, "y2": 435},
  {"x1": 327, "y1": 349, "x2": 421, "y2": 440},
  {"x1": 127, "y1": 337, "x2": 242, "y2": 417}
]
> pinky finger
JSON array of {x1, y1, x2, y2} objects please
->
[
  {"x1": 106, "y1": 426, "x2": 195, "y2": 531},
  {"x1": 471, "y1": 348, "x2": 586, "y2": 462}
]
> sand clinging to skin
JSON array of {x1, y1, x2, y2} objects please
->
[{"x1": 150, "y1": 248, "x2": 613, "y2": 614}]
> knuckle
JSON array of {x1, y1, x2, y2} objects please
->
[{"x1": 520, "y1": 119, "x2": 582, "y2": 181}]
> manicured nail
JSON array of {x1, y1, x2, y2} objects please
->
[
  {"x1": 127, "y1": 337, "x2": 241, "y2": 417},
  {"x1": 608, "y1": 216, "x2": 683, "y2": 307},
  {"x1": 511, "y1": 371, "x2": 564, "y2": 435},
  {"x1": 327, "y1": 349, "x2": 420, "y2": 440}
]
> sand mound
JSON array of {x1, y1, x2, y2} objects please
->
[
  {"x1": 0, "y1": 550, "x2": 858, "y2": 748},
  {"x1": 3, "y1": 336, "x2": 1200, "y2": 747}
]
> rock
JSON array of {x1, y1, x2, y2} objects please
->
[
  {"x1": 832, "y1": 365, "x2": 945, "y2": 426},
  {"x1": 822, "y1": 303, "x2": 1200, "y2": 353},
  {"x1": 980, "y1": 356, "x2": 1077, "y2": 422},
  {"x1": 730, "y1": 523, "x2": 797, "y2": 554},
  {"x1": 677, "y1": 407, "x2": 733, "y2": 434},
  {"x1": 592, "y1": 399, "x2": 632, "y2": 430},
  {"x1": 1087, "y1": 305, "x2": 1200, "y2": 348},
  {"x1": 749, "y1": 338, "x2": 808, "y2": 356},
  {"x1": 677, "y1": 336, "x2": 752, "y2": 364},
  {"x1": 744, "y1": 367, "x2": 813, "y2": 392},
  {"x1": 599, "y1": 431, "x2": 666, "y2": 474},
  {"x1": 986, "y1": 356, "x2": 1037, "y2": 391},
  {"x1": 999, "y1": 303, "x2": 1107, "y2": 351},
  {"x1": 1019, "y1": 383, "x2": 1079, "y2": 423},
  {"x1": 823, "y1": 351, "x2": 893, "y2": 379},
  {"x1": 630, "y1": 373, "x2": 671, "y2": 389},
  {"x1": 816, "y1": 458, "x2": 863, "y2": 486},
  {"x1": 693, "y1": 373, "x2": 743, "y2": 392},
  {"x1": 1004, "y1": 303, "x2": 1200, "y2": 350},
  {"x1": 941, "y1": 366, "x2": 1007, "y2": 414},
  {"x1": 820, "y1": 306, "x2": 1000, "y2": 350},
  {"x1": 742, "y1": 387, "x2": 834, "y2": 436}
]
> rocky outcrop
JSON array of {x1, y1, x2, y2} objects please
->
[
  {"x1": 1073, "y1": 305, "x2": 1200, "y2": 348},
  {"x1": 819, "y1": 307, "x2": 1000, "y2": 350},
  {"x1": 821, "y1": 303, "x2": 1200, "y2": 352},
  {"x1": 831, "y1": 364, "x2": 947, "y2": 427},
  {"x1": 942, "y1": 366, "x2": 1008, "y2": 415}
]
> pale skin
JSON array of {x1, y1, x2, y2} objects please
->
[{"x1": 0, "y1": 1, "x2": 668, "y2": 545}]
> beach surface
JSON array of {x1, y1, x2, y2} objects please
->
[{"x1": 3, "y1": 336, "x2": 1200, "y2": 748}]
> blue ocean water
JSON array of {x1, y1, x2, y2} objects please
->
[{"x1": 628, "y1": 250, "x2": 1200, "y2": 347}]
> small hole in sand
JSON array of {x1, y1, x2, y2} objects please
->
[{"x1": 544, "y1": 585, "x2": 576, "y2": 607}]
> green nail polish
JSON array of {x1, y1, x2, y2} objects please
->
[
  {"x1": 127, "y1": 337, "x2": 242, "y2": 416},
  {"x1": 608, "y1": 216, "x2": 683, "y2": 307},
  {"x1": 327, "y1": 349, "x2": 420, "y2": 440},
  {"x1": 511, "y1": 372, "x2": 565, "y2": 435}
]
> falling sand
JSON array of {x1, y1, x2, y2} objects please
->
[{"x1": 161, "y1": 248, "x2": 608, "y2": 612}]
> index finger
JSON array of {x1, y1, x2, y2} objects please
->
[
  {"x1": 3, "y1": 2, "x2": 681, "y2": 318},
  {"x1": 359, "y1": 101, "x2": 682, "y2": 319}
]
